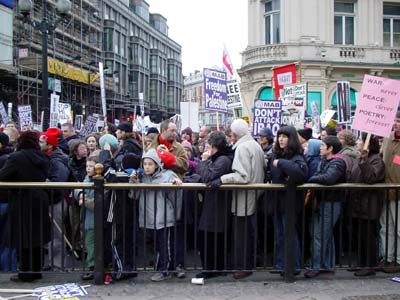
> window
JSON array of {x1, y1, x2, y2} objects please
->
[
  {"x1": 334, "y1": 1, "x2": 355, "y2": 45},
  {"x1": 265, "y1": 0, "x2": 280, "y2": 44},
  {"x1": 384, "y1": 3, "x2": 400, "y2": 47}
]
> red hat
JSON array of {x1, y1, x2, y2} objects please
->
[
  {"x1": 157, "y1": 150, "x2": 176, "y2": 169},
  {"x1": 40, "y1": 127, "x2": 61, "y2": 147}
]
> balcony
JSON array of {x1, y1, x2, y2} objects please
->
[{"x1": 241, "y1": 43, "x2": 400, "y2": 68}]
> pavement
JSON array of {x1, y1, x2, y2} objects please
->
[{"x1": 1, "y1": 271, "x2": 400, "y2": 300}]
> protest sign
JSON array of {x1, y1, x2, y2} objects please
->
[
  {"x1": 79, "y1": 115, "x2": 99, "y2": 137},
  {"x1": 252, "y1": 99, "x2": 282, "y2": 137},
  {"x1": 0, "y1": 102, "x2": 9, "y2": 124},
  {"x1": 34, "y1": 283, "x2": 88, "y2": 300},
  {"x1": 50, "y1": 93, "x2": 60, "y2": 128},
  {"x1": 273, "y1": 63, "x2": 296, "y2": 99},
  {"x1": 18, "y1": 105, "x2": 33, "y2": 127},
  {"x1": 311, "y1": 101, "x2": 321, "y2": 135},
  {"x1": 58, "y1": 103, "x2": 72, "y2": 125},
  {"x1": 336, "y1": 81, "x2": 351, "y2": 123},
  {"x1": 320, "y1": 110, "x2": 336, "y2": 128},
  {"x1": 226, "y1": 79, "x2": 242, "y2": 108},
  {"x1": 282, "y1": 83, "x2": 307, "y2": 129},
  {"x1": 352, "y1": 75, "x2": 400, "y2": 138},
  {"x1": 203, "y1": 68, "x2": 228, "y2": 113},
  {"x1": 74, "y1": 115, "x2": 83, "y2": 130}
]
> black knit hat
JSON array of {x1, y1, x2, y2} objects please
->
[
  {"x1": 297, "y1": 128, "x2": 313, "y2": 141},
  {"x1": 117, "y1": 121, "x2": 133, "y2": 133},
  {"x1": 121, "y1": 153, "x2": 141, "y2": 170}
]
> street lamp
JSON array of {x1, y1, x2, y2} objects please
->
[{"x1": 18, "y1": 0, "x2": 71, "y2": 131}]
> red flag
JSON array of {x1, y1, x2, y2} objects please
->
[{"x1": 273, "y1": 63, "x2": 297, "y2": 99}]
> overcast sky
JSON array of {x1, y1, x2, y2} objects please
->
[{"x1": 146, "y1": 0, "x2": 248, "y2": 76}]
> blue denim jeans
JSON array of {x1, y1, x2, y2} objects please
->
[
  {"x1": 273, "y1": 213, "x2": 301, "y2": 271},
  {"x1": 310, "y1": 201, "x2": 341, "y2": 271}
]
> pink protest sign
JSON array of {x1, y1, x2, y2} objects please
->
[{"x1": 352, "y1": 75, "x2": 400, "y2": 138}]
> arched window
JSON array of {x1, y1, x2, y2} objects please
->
[{"x1": 258, "y1": 87, "x2": 274, "y2": 100}]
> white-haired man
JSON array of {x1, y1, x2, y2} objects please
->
[{"x1": 209, "y1": 119, "x2": 264, "y2": 279}]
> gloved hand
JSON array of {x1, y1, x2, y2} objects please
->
[{"x1": 208, "y1": 178, "x2": 222, "y2": 189}]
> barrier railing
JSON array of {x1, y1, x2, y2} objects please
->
[{"x1": 0, "y1": 180, "x2": 399, "y2": 284}]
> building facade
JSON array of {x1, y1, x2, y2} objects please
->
[
  {"x1": 11, "y1": 0, "x2": 181, "y2": 127},
  {"x1": 103, "y1": 0, "x2": 182, "y2": 123},
  {"x1": 240, "y1": 0, "x2": 400, "y2": 120}
]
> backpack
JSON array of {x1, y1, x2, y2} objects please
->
[{"x1": 334, "y1": 153, "x2": 354, "y2": 183}]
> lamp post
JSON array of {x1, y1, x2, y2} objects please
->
[{"x1": 18, "y1": 0, "x2": 71, "y2": 131}]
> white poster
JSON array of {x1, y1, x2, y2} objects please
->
[
  {"x1": 282, "y1": 83, "x2": 307, "y2": 129},
  {"x1": 180, "y1": 102, "x2": 199, "y2": 132},
  {"x1": 320, "y1": 109, "x2": 336, "y2": 128},
  {"x1": 18, "y1": 105, "x2": 33, "y2": 127},
  {"x1": 58, "y1": 102, "x2": 72, "y2": 125},
  {"x1": 226, "y1": 79, "x2": 243, "y2": 109}
]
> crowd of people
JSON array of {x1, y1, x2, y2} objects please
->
[{"x1": 0, "y1": 113, "x2": 399, "y2": 284}]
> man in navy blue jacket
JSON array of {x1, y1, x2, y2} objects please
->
[{"x1": 305, "y1": 135, "x2": 346, "y2": 279}]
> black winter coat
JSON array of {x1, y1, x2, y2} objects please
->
[
  {"x1": 350, "y1": 153, "x2": 385, "y2": 219},
  {"x1": 308, "y1": 155, "x2": 346, "y2": 202},
  {"x1": 196, "y1": 149, "x2": 234, "y2": 232},
  {"x1": 69, "y1": 156, "x2": 87, "y2": 182},
  {"x1": 269, "y1": 153, "x2": 308, "y2": 214},
  {"x1": 48, "y1": 147, "x2": 70, "y2": 202},
  {"x1": 0, "y1": 149, "x2": 50, "y2": 248}
]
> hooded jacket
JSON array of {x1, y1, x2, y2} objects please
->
[{"x1": 138, "y1": 148, "x2": 182, "y2": 229}]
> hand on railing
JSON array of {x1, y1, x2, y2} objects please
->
[{"x1": 207, "y1": 178, "x2": 222, "y2": 189}]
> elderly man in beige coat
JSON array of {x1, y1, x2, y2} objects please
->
[{"x1": 210, "y1": 119, "x2": 264, "y2": 279}]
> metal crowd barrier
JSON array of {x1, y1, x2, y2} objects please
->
[{"x1": 0, "y1": 178, "x2": 399, "y2": 285}]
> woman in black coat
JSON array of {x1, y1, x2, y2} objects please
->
[
  {"x1": 196, "y1": 131, "x2": 234, "y2": 279},
  {"x1": 269, "y1": 126, "x2": 308, "y2": 275},
  {"x1": 0, "y1": 131, "x2": 50, "y2": 282}
]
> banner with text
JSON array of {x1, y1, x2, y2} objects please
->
[
  {"x1": 79, "y1": 115, "x2": 99, "y2": 137},
  {"x1": 18, "y1": 105, "x2": 33, "y2": 127},
  {"x1": 337, "y1": 81, "x2": 351, "y2": 123},
  {"x1": 227, "y1": 79, "x2": 243, "y2": 108},
  {"x1": 273, "y1": 63, "x2": 297, "y2": 100},
  {"x1": 252, "y1": 99, "x2": 282, "y2": 137},
  {"x1": 282, "y1": 83, "x2": 307, "y2": 129},
  {"x1": 49, "y1": 93, "x2": 60, "y2": 128},
  {"x1": 352, "y1": 75, "x2": 400, "y2": 138},
  {"x1": 203, "y1": 68, "x2": 228, "y2": 113},
  {"x1": 0, "y1": 102, "x2": 9, "y2": 124}
]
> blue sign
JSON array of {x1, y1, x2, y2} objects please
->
[
  {"x1": 252, "y1": 99, "x2": 282, "y2": 137},
  {"x1": 203, "y1": 68, "x2": 228, "y2": 113},
  {"x1": 0, "y1": 0, "x2": 14, "y2": 9}
]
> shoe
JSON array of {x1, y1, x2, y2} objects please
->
[
  {"x1": 10, "y1": 273, "x2": 42, "y2": 282},
  {"x1": 175, "y1": 265, "x2": 185, "y2": 279},
  {"x1": 195, "y1": 272, "x2": 226, "y2": 279},
  {"x1": 81, "y1": 272, "x2": 94, "y2": 280},
  {"x1": 104, "y1": 273, "x2": 112, "y2": 285},
  {"x1": 354, "y1": 269, "x2": 376, "y2": 277},
  {"x1": 233, "y1": 271, "x2": 252, "y2": 280},
  {"x1": 279, "y1": 270, "x2": 301, "y2": 277},
  {"x1": 151, "y1": 272, "x2": 171, "y2": 282},
  {"x1": 304, "y1": 270, "x2": 320, "y2": 278},
  {"x1": 382, "y1": 262, "x2": 400, "y2": 273}
]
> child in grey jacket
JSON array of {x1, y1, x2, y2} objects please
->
[{"x1": 131, "y1": 148, "x2": 182, "y2": 281}]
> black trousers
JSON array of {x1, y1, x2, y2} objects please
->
[
  {"x1": 232, "y1": 215, "x2": 255, "y2": 270},
  {"x1": 198, "y1": 230, "x2": 225, "y2": 271},
  {"x1": 18, "y1": 246, "x2": 42, "y2": 280}
]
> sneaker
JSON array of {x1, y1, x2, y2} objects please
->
[
  {"x1": 104, "y1": 273, "x2": 112, "y2": 285},
  {"x1": 354, "y1": 269, "x2": 375, "y2": 277},
  {"x1": 151, "y1": 272, "x2": 171, "y2": 282},
  {"x1": 175, "y1": 265, "x2": 185, "y2": 279}
]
